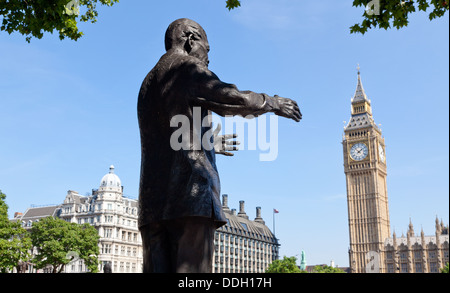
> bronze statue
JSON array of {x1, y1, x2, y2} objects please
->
[
  {"x1": 137, "y1": 18, "x2": 301, "y2": 273},
  {"x1": 103, "y1": 262, "x2": 112, "y2": 273}
]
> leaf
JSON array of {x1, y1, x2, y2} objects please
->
[{"x1": 226, "y1": 0, "x2": 241, "y2": 10}]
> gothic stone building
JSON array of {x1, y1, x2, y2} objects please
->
[
  {"x1": 384, "y1": 219, "x2": 449, "y2": 273},
  {"x1": 343, "y1": 69, "x2": 449, "y2": 273},
  {"x1": 343, "y1": 69, "x2": 390, "y2": 273}
]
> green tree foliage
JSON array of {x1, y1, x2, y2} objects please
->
[
  {"x1": 2, "y1": 1, "x2": 448, "y2": 42},
  {"x1": 226, "y1": 0, "x2": 241, "y2": 10},
  {"x1": 350, "y1": 0, "x2": 449, "y2": 34},
  {"x1": 226, "y1": 1, "x2": 448, "y2": 34},
  {"x1": 265, "y1": 256, "x2": 304, "y2": 273},
  {"x1": 442, "y1": 262, "x2": 449, "y2": 273},
  {"x1": 0, "y1": 0, "x2": 119, "y2": 42},
  {"x1": 311, "y1": 264, "x2": 346, "y2": 273},
  {"x1": 30, "y1": 216, "x2": 100, "y2": 273},
  {"x1": 0, "y1": 190, "x2": 32, "y2": 273}
]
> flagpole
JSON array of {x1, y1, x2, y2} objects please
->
[
  {"x1": 273, "y1": 209, "x2": 276, "y2": 237},
  {"x1": 272, "y1": 209, "x2": 279, "y2": 238}
]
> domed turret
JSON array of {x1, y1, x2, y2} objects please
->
[{"x1": 99, "y1": 165, "x2": 122, "y2": 193}]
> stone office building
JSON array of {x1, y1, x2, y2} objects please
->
[
  {"x1": 58, "y1": 165, "x2": 142, "y2": 273},
  {"x1": 213, "y1": 195, "x2": 280, "y2": 273},
  {"x1": 14, "y1": 165, "x2": 142, "y2": 273}
]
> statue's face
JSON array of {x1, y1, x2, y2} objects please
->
[{"x1": 188, "y1": 28, "x2": 210, "y2": 66}]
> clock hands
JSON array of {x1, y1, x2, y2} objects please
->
[{"x1": 350, "y1": 143, "x2": 368, "y2": 161}]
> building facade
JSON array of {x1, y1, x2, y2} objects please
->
[
  {"x1": 13, "y1": 165, "x2": 143, "y2": 273},
  {"x1": 384, "y1": 218, "x2": 449, "y2": 273},
  {"x1": 213, "y1": 195, "x2": 280, "y2": 273},
  {"x1": 58, "y1": 165, "x2": 142, "y2": 273},
  {"x1": 342, "y1": 69, "x2": 391, "y2": 273}
]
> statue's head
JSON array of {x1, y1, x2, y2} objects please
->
[{"x1": 165, "y1": 18, "x2": 210, "y2": 65}]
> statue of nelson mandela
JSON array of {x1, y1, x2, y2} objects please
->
[{"x1": 137, "y1": 18, "x2": 302, "y2": 273}]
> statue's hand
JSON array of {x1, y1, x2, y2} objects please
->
[
  {"x1": 213, "y1": 123, "x2": 239, "y2": 156},
  {"x1": 272, "y1": 95, "x2": 302, "y2": 122}
]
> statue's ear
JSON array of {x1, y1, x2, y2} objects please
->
[{"x1": 184, "y1": 32, "x2": 194, "y2": 53}]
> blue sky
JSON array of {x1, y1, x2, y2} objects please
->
[{"x1": 0, "y1": 0, "x2": 448, "y2": 267}]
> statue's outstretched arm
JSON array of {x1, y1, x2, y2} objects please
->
[{"x1": 188, "y1": 62, "x2": 302, "y2": 122}]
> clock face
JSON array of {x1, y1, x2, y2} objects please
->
[
  {"x1": 378, "y1": 143, "x2": 385, "y2": 163},
  {"x1": 350, "y1": 143, "x2": 368, "y2": 161}
]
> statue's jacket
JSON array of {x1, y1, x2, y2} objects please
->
[{"x1": 137, "y1": 50, "x2": 272, "y2": 229}]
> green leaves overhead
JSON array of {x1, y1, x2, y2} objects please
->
[
  {"x1": 350, "y1": 0, "x2": 449, "y2": 34},
  {"x1": 1, "y1": 1, "x2": 448, "y2": 41},
  {"x1": 0, "y1": 0, "x2": 119, "y2": 42},
  {"x1": 226, "y1": 0, "x2": 241, "y2": 10},
  {"x1": 227, "y1": 1, "x2": 448, "y2": 34}
]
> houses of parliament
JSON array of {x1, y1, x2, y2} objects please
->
[{"x1": 342, "y1": 67, "x2": 449, "y2": 273}]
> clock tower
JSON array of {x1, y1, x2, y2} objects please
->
[{"x1": 342, "y1": 68, "x2": 391, "y2": 273}]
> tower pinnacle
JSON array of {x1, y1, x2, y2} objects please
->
[{"x1": 352, "y1": 67, "x2": 369, "y2": 104}]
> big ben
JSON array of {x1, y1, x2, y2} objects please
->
[{"x1": 343, "y1": 67, "x2": 391, "y2": 273}]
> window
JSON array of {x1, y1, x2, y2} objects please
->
[
  {"x1": 102, "y1": 244, "x2": 111, "y2": 254},
  {"x1": 104, "y1": 229, "x2": 112, "y2": 238},
  {"x1": 430, "y1": 262, "x2": 438, "y2": 273},
  {"x1": 400, "y1": 263, "x2": 408, "y2": 273},
  {"x1": 414, "y1": 251, "x2": 421, "y2": 259},
  {"x1": 415, "y1": 262, "x2": 422, "y2": 273}
]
